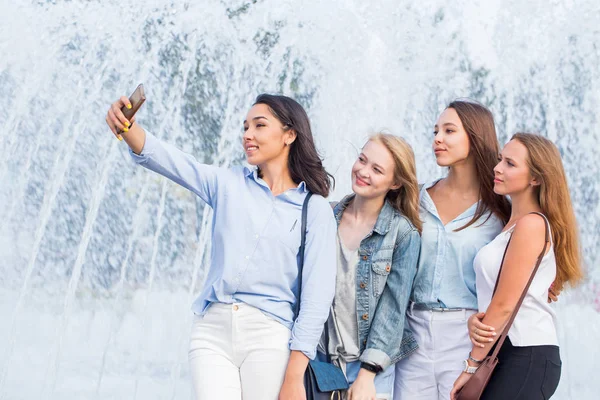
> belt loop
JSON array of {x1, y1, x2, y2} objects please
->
[{"x1": 409, "y1": 301, "x2": 415, "y2": 314}]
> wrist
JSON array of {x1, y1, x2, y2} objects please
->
[
  {"x1": 357, "y1": 367, "x2": 376, "y2": 380},
  {"x1": 463, "y1": 359, "x2": 479, "y2": 374},
  {"x1": 360, "y1": 362, "x2": 382, "y2": 375}
]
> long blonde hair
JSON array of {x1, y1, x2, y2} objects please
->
[
  {"x1": 369, "y1": 133, "x2": 422, "y2": 233},
  {"x1": 512, "y1": 133, "x2": 583, "y2": 290}
]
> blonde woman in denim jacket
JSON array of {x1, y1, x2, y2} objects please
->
[{"x1": 318, "y1": 133, "x2": 422, "y2": 400}]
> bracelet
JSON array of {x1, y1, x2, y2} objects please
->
[
  {"x1": 360, "y1": 362, "x2": 383, "y2": 374},
  {"x1": 463, "y1": 359, "x2": 479, "y2": 374},
  {"x1": 468, "y1": 352, "x2": 484, "y2": 364}
]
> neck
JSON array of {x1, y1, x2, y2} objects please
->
[
  {"x1": 445, "y1": 158, "x2": 480, "y2": 196},
  {"x1": 259, "y1": 155, "x2": 295, "y2": 196},
  {"x1": 347, "y1": 194, "x2": 385, "y2": 222},
  {"x1": 508, "y1": 189, "x2": 541, "y2": 223}
]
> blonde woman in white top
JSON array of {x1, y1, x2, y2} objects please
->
[{"x1": 450, "y1": 133, "x2": 583, "y2": 400}]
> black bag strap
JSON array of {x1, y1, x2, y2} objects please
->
[
  {"x1": 489, "y1": 212, "x2": 550, "y2": 360},
  {"x1": 294, "y1": 192, "x2": 313, "y2": 320}
]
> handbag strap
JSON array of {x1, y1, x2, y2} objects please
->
[
  {"x1": 489, "y1": 212, "x2": 550, "y2": 360},
  {"x1": 294, "y1": 192, "x2": 313, "y2": 320}
]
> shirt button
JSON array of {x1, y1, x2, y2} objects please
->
[
  {"x1": 362, "y1": 313, "x2": 369, "y2": 320},
  {"x1": 363, "y1": 339, "x2": 367, "y2": 345},
  {"x1": 233, "y1": 305, "x2": 239, "y2": 311},
  {"x1": 255, "y1": 234, "x2": 259, "y2": 239},
  {"x1": 359, "y1": 282, "x2": 366, "y2": 289},
  {"x1": 385, "y1": 265, "x2": 391, "y2": 272},
  {"x1": 245, "y1": 255, "x2": 250, "y2": 260},
  {"x1": 362, "y1": 255, "x2": 368, "y2": 261}
]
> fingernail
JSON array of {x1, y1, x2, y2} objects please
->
[
  {"x1": 127, "y1": 104, "x2": 132, "y2": 109},
  {"x1": 492, "y1": 332, "x2": 497, "y2": 336},
  {"x1": 125, "y1": 121, "x2": 130, "y2": 127},
  {"x1": 117, "y1": 135, "x2": 123, "y2": 141},
  {"x1": 123, "y1": 127, "x2": 129, "y2": 132},
  {"x1": 489, "y1": 339, "x2": 494, "y2": 342}
]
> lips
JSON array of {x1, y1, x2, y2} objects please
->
[
  {"x1": 434, "y1": 148, "x2": 446, "y2": 154},
  {"x1": 245, "y1": 144, "x2": 259, "y2": 154},
  {"x1": 355, "y1": 175, "x2": 369, "y2": 187},
  {"x1": 494, "y1": 177, "x2": 503, "y2": 183}
]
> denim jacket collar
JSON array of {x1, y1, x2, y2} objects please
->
[{"x1": 334, "y1": 194, "x2": 395, "y2": 235}]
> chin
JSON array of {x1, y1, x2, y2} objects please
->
[
  {"x1": 493, "y1": 184, "x2": 507, "y2": 195},
  {"x1": 351, "y1": 182, "x2": 370, "y2": 196}
]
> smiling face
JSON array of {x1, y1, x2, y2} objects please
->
[
  {"x1": 242, "y1": 103, "x2": 296, "y2": 166},
  {"x1": 351, "y1": 139, "x2": 400, "y2": 199},
  {"x1": 432, "y1": 107, "x2": 471, "y2": 167},
  {"x1": 493, "y1": 139, "x2": 538, "y2": 195}
]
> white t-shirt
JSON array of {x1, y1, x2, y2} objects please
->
[{"x1": 474, "y1": 216, "x2": 558, "y2": 347}]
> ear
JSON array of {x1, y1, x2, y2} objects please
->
[
  {"x1": 530, "y1": 176, "x2": 541, "y2": 187},
  {"x1": 284, "y1": 129, "x2": 297, "y2": 146},
  {"x1": 390, "y1": 182, "x2": 402, "y2": 191}
]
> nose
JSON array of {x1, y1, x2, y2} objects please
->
[
  {"x1": 493, "y1": 161, "x2": 502, "y2": 175},
  {"x1": 433, "y1": 131, "x2": 443, "y2": 145},
  {"x1": 243, "y1": 128, "x2": 253, "y2": 141}
]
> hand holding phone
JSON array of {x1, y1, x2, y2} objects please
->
[
  {"x1": 106, "y1": 84, "x2": 146, "y2": 141},
  {"x1": 121, "y1": 84, "x2": 146, "y2": 121}
]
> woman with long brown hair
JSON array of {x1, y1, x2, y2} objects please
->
[
  {"x1": 320, "y1": 133, "x2": 421, "y2": 400},
  {"x1": 451, "y1": 133, "x2": 583, "y2": 399},
  {"x1": 394, "y1": 100, "x2": 511, "y2": 400},
  {"x1": 105, "y1": 93, "x2": 337, "y2": 399}
]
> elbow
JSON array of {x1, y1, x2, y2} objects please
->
[{"x1": 492, "y1": 300, "x2": 515, "y2": 319}]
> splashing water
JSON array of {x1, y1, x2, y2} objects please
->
[{"x1": 1, "y1": 1, "x2": 599, "y2": 399}]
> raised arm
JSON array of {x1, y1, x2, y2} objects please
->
[{"x1": 105, "y1": 96, "x2": 223, "y2": 206}]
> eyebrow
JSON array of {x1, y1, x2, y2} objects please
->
[
  {"x1": 243, "y1": 116, "x2": 269, "y2": 124},
  {"x1": 500, "y1": 154, "x2": 516, "y2": 163},
  {"x1": 433, "y1": 122, "x2": 458, "y2": 129}
]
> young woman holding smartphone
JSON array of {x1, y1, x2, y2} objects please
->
[{"x1": 105, "y1": 93, "x2": 337, "y2": 400}]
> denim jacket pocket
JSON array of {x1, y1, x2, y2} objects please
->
[{"x1": 371, "y1": 261, "x2": 391, "y2": 298}]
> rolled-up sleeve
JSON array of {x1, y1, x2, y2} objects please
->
[
  {"x1": 289, "y1": 196, "x2": 337, "y2": 360},
  {"x1": 129, "y1": 131, "x2": 221, "y2": 207}
]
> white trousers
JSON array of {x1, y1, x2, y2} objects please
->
[
  {"x1": 188, "y1": 303, "x2": 292, "y2": 400},
  {"x1": 393, "y1": 307, "x2": 475, "y2": 400}
]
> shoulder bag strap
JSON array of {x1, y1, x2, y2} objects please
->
[
  {"x1": 294, "y1": 192, "x2": 313, "y2": 320},
  {"x1": 489, "y1": 212, "x2": 550, "y2": 360}
]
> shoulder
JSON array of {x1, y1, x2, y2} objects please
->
[
  {"x1": 513, "y1": 213, "x2": 547, "y2": 238},
  {"x1": 390, "y1": 210, "x2": 420, "y2": 245},
  {"x1": 306, "y1": 194, "x2": 336, "y2": 222}
]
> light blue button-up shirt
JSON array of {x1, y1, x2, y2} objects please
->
[
  {"x1": 130, "y1": 132, "x2": 337, "y2": 359},
  {"x1": 411, "y1": 180, "x2": 504, "y2": 310}
]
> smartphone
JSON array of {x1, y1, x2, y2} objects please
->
[{"x1": 121, "y1": 83, "x2": 146, "y2": 120}]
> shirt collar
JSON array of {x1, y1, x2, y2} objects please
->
[
  {"x1": 420, "y1": 178, "x2": 479, "y2": 223},
  {"x1": 244, "y1": 166, "x2": 308, "y2": 193}
]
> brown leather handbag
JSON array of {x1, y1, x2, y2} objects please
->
[{"x1": 456, "y1": 212, "x2": 550, "y2": 400}]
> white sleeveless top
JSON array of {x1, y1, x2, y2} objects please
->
[{"x1": 474, "y1": 215, "x2": 559, "y2": 347}]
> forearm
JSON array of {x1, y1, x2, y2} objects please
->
[
  {"x1": 283, "y1": 351, "x2": 309, "y2": 382},
  {"x1": 121, "y1": 121, "x2": 146, "y2": 155},
  {"x1": 470, "y1": 303, "x2": 513, "y2": 361}
]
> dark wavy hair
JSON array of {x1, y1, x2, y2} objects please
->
[
  {"x1": 254, "y1": 94, "x2": 334, "y2": 197},
  {"x1": 448, "y1": 100, "x2": 511, "y2": 230}
]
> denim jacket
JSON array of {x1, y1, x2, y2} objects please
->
[{"x1": 332, "y1": 194, "x2": 421, "y2": 369}]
